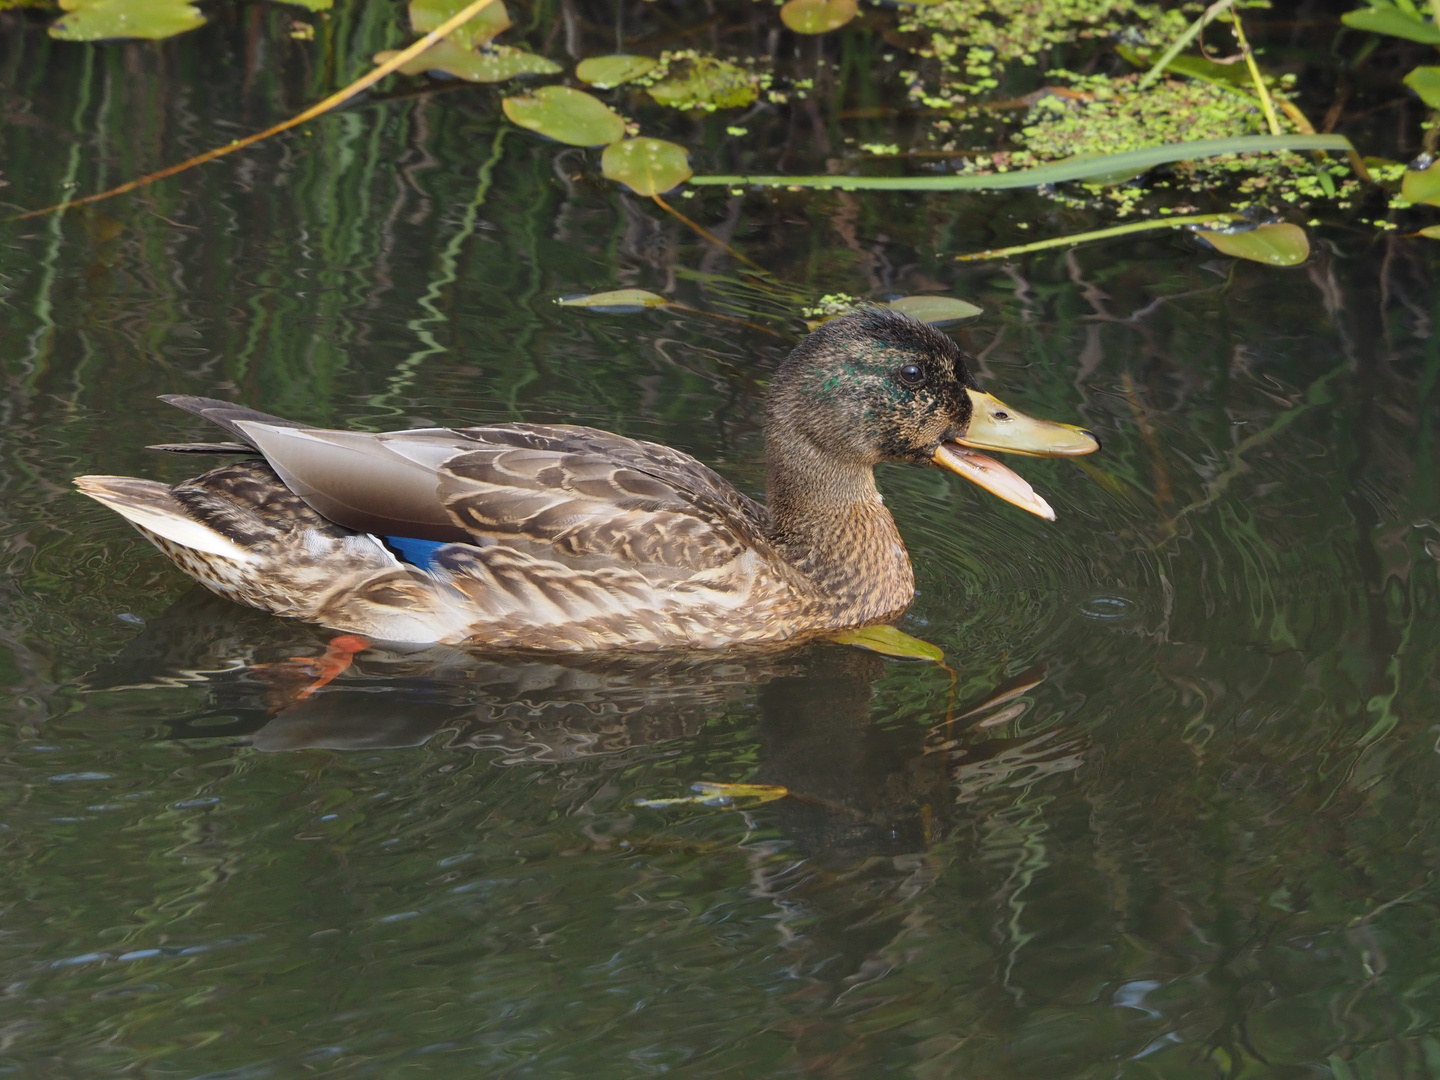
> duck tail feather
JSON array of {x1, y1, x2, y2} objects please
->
[
  {"x1": 74, "y1": 475, "x2": 258, "y2": 564},
  {"x1": 158, "y1": 395, "x2": 306, "y2": 446},
  {"x1": 146, "y1": 442, "x2": 258, "y2": 455}
]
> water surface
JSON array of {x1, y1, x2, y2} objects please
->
[{"x1": 1, "y1": 9, "x2": 1439, "y2": 1078}]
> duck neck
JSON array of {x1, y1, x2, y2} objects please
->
[{"x1": 765, "y1": 431, "x2": 914, "y2": 621}]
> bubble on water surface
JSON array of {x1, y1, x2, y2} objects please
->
[{"x1": 1080, "y1": 595, "x2": 1137, "y2": 620}]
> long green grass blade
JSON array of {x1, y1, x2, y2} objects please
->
[
  {"x1": 955, "y1": 213, "x2": 1242, "y2": 261},
  {"x1": 690, "y1": 134, "x2": 1356, "y2": 191}
]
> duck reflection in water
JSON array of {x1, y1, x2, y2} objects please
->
[{"x1": 89, "y1": 588, "x2": 1085, "y2": 859}]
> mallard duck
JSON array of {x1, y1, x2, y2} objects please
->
[{"x1": 75, "y1": 307, "x2": 1097, "y2": 650}]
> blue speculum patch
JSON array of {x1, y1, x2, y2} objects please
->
[{"x1": 383, "y1": 535, "x2": 450, "y2": 571}]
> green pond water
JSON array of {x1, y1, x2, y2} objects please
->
[{"x1": 2, "y1": 7, "x2": 1439, "y2": 1078}]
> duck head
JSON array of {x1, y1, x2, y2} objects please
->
[{"x1": 767, "y1": 306, "x2": 1098, "y2": 520}]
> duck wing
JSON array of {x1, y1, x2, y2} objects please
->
[{"x1": 161, "y1": 396, "x2": 773, "y2": 576}]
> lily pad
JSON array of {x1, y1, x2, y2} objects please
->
[
  {"x1": 1192, "y1": 222, "x2": 1309, "y2": 266},
  {"x1": 502, "y1": 86, "x2": 626, "y2": 146},
  {"x1": 1341, "y1": 5, "x2": 1440, "y2": 44},
  {"x1": 601, "y1": 138, "x2": 693, "y2": 195},
  {"x1": 557, "y1": 289, "x2": 668, "y2": 313},
  {"x1": 830, "y1": 625, "x2": 945, "y2": 662},
  {"x1": 649, "y1": 58, "x2": 758, "y2": 111},
  {"x1": 1402, "y1": 158, "x2": 1440, "y2": 205},
  {"x1": 1405, "y1": 65, "x2": 1440, "y2": 109},
  {"x1": 375, "y1": 42, "x2": 560, "y2": 82},
  {"x1": 780, "y1": 0, "x2": 857, "y2": 34},
  {"x1": 576, "y1": 55, "x2": 657, "y2": 88},
  {"x1": 634, "y1": 782, "x2": 789, "y2": 809},
  {"x1": 409, "y1": 0, "x2": 509, "y2": 49},
  {"x1": 885, "y1": 295, "x2": 982, "y2": 324},
  {"x1": 50, "y1": 0, "x2": 204, "y2": 40}
]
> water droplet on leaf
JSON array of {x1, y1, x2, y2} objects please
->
[
  {"x1": 601, "y1": 138, "x2": 693, "y2": 195},
  {"x1": 49, "y1": 0, "x2": 204, "y2": 41},
  {"x1": 1192, "y1": 222, "x2": 1308, "y2": 266},
  {"x1": 502, "y1": 86, "x2": 626, "y2": 146}
]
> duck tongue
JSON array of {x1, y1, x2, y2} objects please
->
[{"x1": 933, "y1": 442, "x2": 1056, "y2": 521}]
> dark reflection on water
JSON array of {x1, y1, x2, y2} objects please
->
[{"x1": 2, "y1": 6, "x2": 1440, "y2": 1079}]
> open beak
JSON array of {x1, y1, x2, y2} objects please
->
[{"x1": 933, "y1": 390, "x2": 1100, "y2": 520}]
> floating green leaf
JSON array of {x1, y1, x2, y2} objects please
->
[
  {"x1": 634, "y1": 782, "x2": 789, "y2": 809},
  {"x1": 780, "y1": 0, "x2": 857, "y2": 34},
  {"x1": 649, "y1": 57, "x2": 758, "y2": 110},
  {"x1": 601, "y1": 138, "x2": 693, "y2": 195},
  {"x1": 271, "y1": 0, "x2": 330, "y2": 10},
  {"x1": 410, "y1": 0, "x2": 509, "y2": 48},
  {"x1": 576, "y1": 55, "x2": 657, "y2": 88},
  {"x1": 1193, "y1": 222, "x2": 1309, "y2": 266},
  {"x1": 502, "y1": 86, "x2": 626, "y2": 146},
  {"x1": 1405, "y1": 66, "x2": 1440, "y2": 109},
  {"x1": 1417, "y1": 225, "x2": 1440, "y2": 239},
  {"x1": 692, "y1": 134, "x2": 1357, "y2": 190},
  {"x1": 885, "y1": 295, "x2": 982, "y2": 324},
  {"x1": 830, "y1": 625, "x2": 945, "y2": 662},
  {"x1": 50, "y1": 0, "x2": 204, "y2": 40},
  {"x1": 375, "y1": 42, "x2": 560, "y2": 82},
  {"x1": 557, "y1": 289, "x2": 667, "y2": 312},
  {"x1": 1402, "y1": 160, "x2": 1440, "y2": 205},
  {"x1": 1341, "y1": 5, "x2": 1440, "y2": 44}
]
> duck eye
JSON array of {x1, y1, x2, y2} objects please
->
[
  {"x1": 993, "y1": 410, "x2": 1010, "y2": 421},
  {"x1": 898, "y1": 363, "x2": 925, "y2": 387}
]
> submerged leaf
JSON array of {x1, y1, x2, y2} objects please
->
[
  {"x1": 50, "y1": 0, "x2": 204, "y2": 40},
  {"x1": 1405, "y1": 65, "x2": 1440, "y2": 109},
  {"x1": 635, "y1": 782, "x2": 789, "y2": 809},
  {"x1": 1192, "y1": 222, "x2": 1309, "y2": 266},
  {"x1": 375, "y1": 41, "x2": 560, "y2": 82},
  {"x1": 649, "y1": 57, "x2": 758, "y2": 110},
  {"x1": 576, "y1": 55, "x2": 657, "y2": 88},
  {"x1": 830, "y1": 625, "x2": 945, "y2": 662},
  {"x1": 502, "y1": 86, "x2": 626, "y2": 146},
  {"x1": 410, "y1": 0, "x2": 509, "y2": 48},
  {"x1": 885, "y1": 295, "x2": 982, "y2": 324},
  {"x1": 1402, "y1": 159, "x2": 1440, "y2": 205},
  {"x1": 557, "y1": 289, "x2": 668, "y2": 312},
  {"x1": 1341, "y1": 5, "x2": 1440, "y2": 44},
  {"x1": 780, "y1": 0, "x2": 857, "y2": 34},
  {"x1": 601, "y1": 138, "x2": 693, "y2": 195}
]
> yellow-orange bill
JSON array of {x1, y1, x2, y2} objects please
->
[
  {"x1": 933, "y1": 443, "x2": 1056, "y2": 520},
  {"x1": 958, "y1": 390, "x2": 1100, "y2": 458}
]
